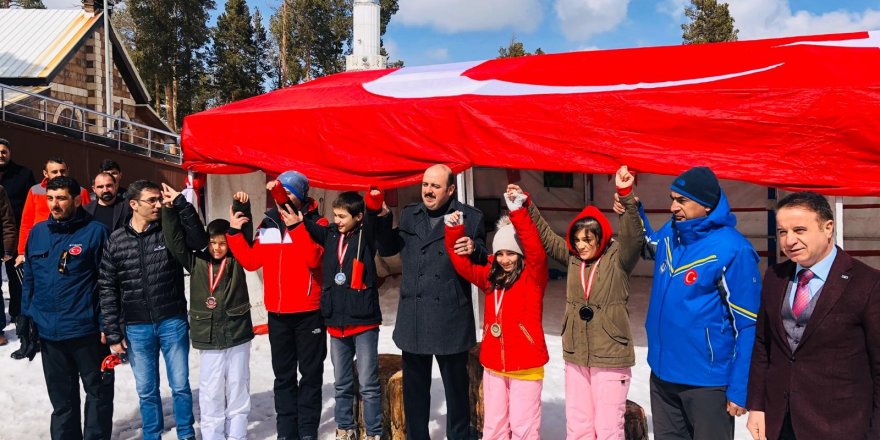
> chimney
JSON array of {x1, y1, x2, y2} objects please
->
[{"x1": 83, "y1": 0, "x2": 96, "y2": 13}]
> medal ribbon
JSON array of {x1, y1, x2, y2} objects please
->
[
  {"x1": 493, "y1": 287, "x2": 506, "y2": 319},
  {"x1": 337, "y1": 232, "x2": 350, "y2": 268},
  {"x1": 208, "y1": 258, "x2": 228, "y2": 294},
  {"x1": 580, "y1": 256, "x2": 602, "y2": 302}
]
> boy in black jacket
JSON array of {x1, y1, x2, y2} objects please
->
[{"x1": 292, "y1": 189, "x2": 389, "y2": 440}]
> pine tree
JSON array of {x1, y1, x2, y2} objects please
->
[
  {"x1": 251, "y1": 8, "x2": 272, "y2": 96},
  {"x1": 126, "y1": 0, "x2": 213, "y2": 130},
  {"x1": 498, "y1": 36, "x2": 544, "y2": 58},
  {"x1": 212, "y1": 0, "x2": 261, "y2": 104},
  {"x1": 681, "y1": 0, "x2": 739, "y2": 44},
  {"x1": 269, "y1": 0, "x2": 399, "y2": 87}
]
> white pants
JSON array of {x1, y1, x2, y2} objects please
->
[{"x1": 199, "y1": 342, "x2": 251, "y2": 440}]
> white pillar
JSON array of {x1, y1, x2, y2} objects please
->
[
  {"x1": 346, "y1": 0, "x2": 387, "y2": 71},
  {"x1": 834, "y1": 196, "x2": 844, "y2": 249}
]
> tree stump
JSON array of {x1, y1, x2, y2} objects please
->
[
  {"x1": 467, "y1": 343, "x2": 484, "y2": 439},
  {"x1": 624, "y1": 399, "x2": 649, "y2": 440},
  {"x1": 354, "y1": 353, "x2": 406, "y2": 439}
]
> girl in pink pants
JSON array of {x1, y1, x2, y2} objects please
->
[
  {"x1": 515, "y1": 165, "x2": 644, "y2": 440},
  {"x1": 445, "y1": 188, "x2": 549, "y2": 440}
]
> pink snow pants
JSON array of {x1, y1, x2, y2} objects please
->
[
  {"x1": 482, "y1": 370, "x2": 543, "y2": 440},
  {"x1": 565, "y1": 362, "x2": 631, "y2": 440}
]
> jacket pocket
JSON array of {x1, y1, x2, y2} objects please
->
[
  {"x1": 705, "y1": 328, "x2": 714, "y2": 364},
  {"x1": 319, "y1": 286, "x2": 333, "y2": 318},
  {"x1": 519, "y1": 323, "x2": 536, "y2": 345},
  {"x1": 349, "y1": 290, "x2": 377, "y2": 319},
  {"x1": 602, "y1": 318, "x2": 630, "y2": 345},
  {"x1": 561, "y1": 311, "x2": 575, "y2": 354},
  {"x1": 188, "y1": 310, "x2": 213, "y2": 343},
  {"x1": 226, "y1": 302, "x2": 252, "y2": 341}
]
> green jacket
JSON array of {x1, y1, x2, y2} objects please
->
[
  {"x1": 162, "y1": 199, "x2": 254, "y2": 351},
  {"x1": 528, "y1": 192, "x2": 644, "y2": 368}
]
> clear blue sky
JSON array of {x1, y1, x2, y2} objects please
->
[{"x1": 46, "y1": 0, "x2": 880, "y2": 67}]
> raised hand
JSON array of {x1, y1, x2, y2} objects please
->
[
  {"x1": 161, "y1": 182, "x2": 180, "y2": 207},
  {"x1": 229, "y1": 206, "x2": 250, "y2": 229},
  {"x1": 445, "y1": 210, "x2": 463, "y2": 227},
  {"x1": 278, "y1": 203, "x2": 304, "y2": 227},
  {"x1": 233, "y1": 191, "x2": 249, "y2": 203},
  {"x1": 615, "y1": 165, "x2": 634, "y2": 189}
]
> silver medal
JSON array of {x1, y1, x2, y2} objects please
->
[{"x1": 334, "y1": 272, "x2": 347, "y2": 285}]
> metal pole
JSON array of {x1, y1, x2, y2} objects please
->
[
  {"x1": 1, "y1": 87, "x2": 5, "y2": 121},
  {"x1": 834, "y1": 196, "x2": 844, "y2": 249},
  {"x1": 456, "y1": 168, "x2": 483, "y2": 342},
  {"x1": 103, "y1": 0, "x2": 113, "y2": 133}
]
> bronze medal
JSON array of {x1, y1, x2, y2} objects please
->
[
  {"x1": 490, "y1": 323, "x2": 502, "y2": 337},
  {"x1": 205, "y1": 296, "x2": 217, "y2": 309}
]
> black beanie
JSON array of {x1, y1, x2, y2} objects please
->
[{"x1": 670, "y1": 167, "x2": 720, "y2": 208}]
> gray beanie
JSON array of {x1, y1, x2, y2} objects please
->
[{"x1": 492, "y1": 217, "x2": 523, "y2": 256}]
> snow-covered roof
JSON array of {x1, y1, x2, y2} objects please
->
[{"x1": 0, "y1": 9, "x2": 99, "y2": 79}]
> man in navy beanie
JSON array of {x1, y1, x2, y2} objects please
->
[{"x1": 623, "y1": 166, "x2": 762, "y2": 440}]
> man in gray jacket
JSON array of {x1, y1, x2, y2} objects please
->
[{"x1": 377, "y1": 164, "x2": 487, "y2": 440}]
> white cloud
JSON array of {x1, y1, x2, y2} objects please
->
[
  {"x1": 383, "y1": 38, "x2": 400, "y2": 60},
  {"x1": 425, "y1": 47, "x2": 449, "y2": 61},
  {"x1": 729, "y1": 0, "x2": 880, "y2": 39},
  {"x1": 554, "y1": 0, "x2": 629, "y2": 42},
  {"x1": 396, "y1": 0, "x2": 543, "y2": 33},
  {"x1": 656, "y1": 0, "x2": 687, "y2": 19}
]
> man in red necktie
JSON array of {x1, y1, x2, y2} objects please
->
[{"x1": 746, "y1": 191, "x2": 880, "y2": 440}]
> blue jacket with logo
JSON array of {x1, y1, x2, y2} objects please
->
[
  {"x1": 641, "y1": 190, "x2": 761, "y2": 406},
  {"x1": 21, "y1": 208, "x2": 108, "y2": 342}
]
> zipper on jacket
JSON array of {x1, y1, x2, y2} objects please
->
[
  {"x1": 519, "y1": 323, "x2": 535, "y2": 345},
  {"x1": 138, "y1": 234, "x2": 153, "y2": 322},
  {"x1": 705, "y1": 328, "x2": 714, "y2": 364}
]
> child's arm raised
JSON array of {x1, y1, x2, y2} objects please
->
[
  {"x1": 444, "y1": 211, "x2": 491, "y2": 291},
  {"x1": 505, "y1": 190, "x2": 548, "y2": 285}
]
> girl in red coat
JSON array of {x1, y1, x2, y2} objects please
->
[{"x1": 444, "y1": 188, "x2": 548, "y2": 440}]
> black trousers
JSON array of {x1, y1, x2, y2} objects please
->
[
  {"x1": 779, "y1": 410, "x2": 796, "y2": 440},
  {"x1": 2, "y1": 259, "x2": 22, "y2": 327},
  {"x1": 402, "y1": 350, "x2": 470, "y2": 440},
  {"x1": 41, "y1": 335, "x2": 114, "y2": 440},
  {"x1": 268, "y1": 310, "x2": 327, "y2": 439},
  {"x1": 650, "y1": 372, "x2": 734, "y2": 440}
]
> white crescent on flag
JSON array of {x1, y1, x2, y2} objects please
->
[{"x1": 362, "y1": 31, "x2": 880, "y2": 99}]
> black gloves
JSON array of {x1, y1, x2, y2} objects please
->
[{"x1": 10, "y1": 315, "x2": 39, "y2": 361}]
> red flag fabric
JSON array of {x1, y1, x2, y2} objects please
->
[{"x1": 182, "y1": 30, "x2": 880, "y2": 195}]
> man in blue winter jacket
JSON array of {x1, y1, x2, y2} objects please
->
[
  {"x1": 20, "y1": 176, "x2": 114, "y2": 439},
  {"x1": 620, "y1": 166, "x2": 761, "y2": 440}
]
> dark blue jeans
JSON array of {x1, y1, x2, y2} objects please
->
[{"x1": 331, "y1": 327, "x2": 382, "y2": 436}]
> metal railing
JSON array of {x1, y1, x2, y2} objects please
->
[{"x1": 0, "y1": 84, "x2": 182, "y2": 164}]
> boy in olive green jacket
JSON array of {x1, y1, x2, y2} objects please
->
[{"x1": 161, "y1": 184, "x2": 253, "y2": 440}]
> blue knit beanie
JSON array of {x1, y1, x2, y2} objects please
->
[
  {"x1": 277, "y1": 170, "x2": 309, "y2": 202},
  {"x1": 670, "y1": 167, "x2": 720, "y2": 208}
]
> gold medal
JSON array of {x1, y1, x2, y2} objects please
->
[{"x1": 490, "y1": 323, "x2": 501, "y2": 337}]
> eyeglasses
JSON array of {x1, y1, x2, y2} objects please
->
[
  {"x1": 58, "y1": 250, "x2": 68, "y2": 275},
  {"x1": 136, "y1": 197, "x2": 162, "y2": 205}
]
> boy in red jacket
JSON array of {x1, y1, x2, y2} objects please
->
[{"x1": 226, "y1": 170, "x2": 326, "y2": 440}]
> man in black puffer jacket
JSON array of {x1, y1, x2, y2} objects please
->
[{"x1": 98, "y1": 179, "x2": 195, "y2": 440}]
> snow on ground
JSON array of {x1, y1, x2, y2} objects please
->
[{"x1": 0, "y1": 276, "x2": 750, "y2": 439}]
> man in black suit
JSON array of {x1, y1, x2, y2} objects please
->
[
  {"x1": 746, "y1": 191, "x2": 880, "y2": 440},
  {"x1": 377, "y1": 164, "x2": 488, "y2": 440}
]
